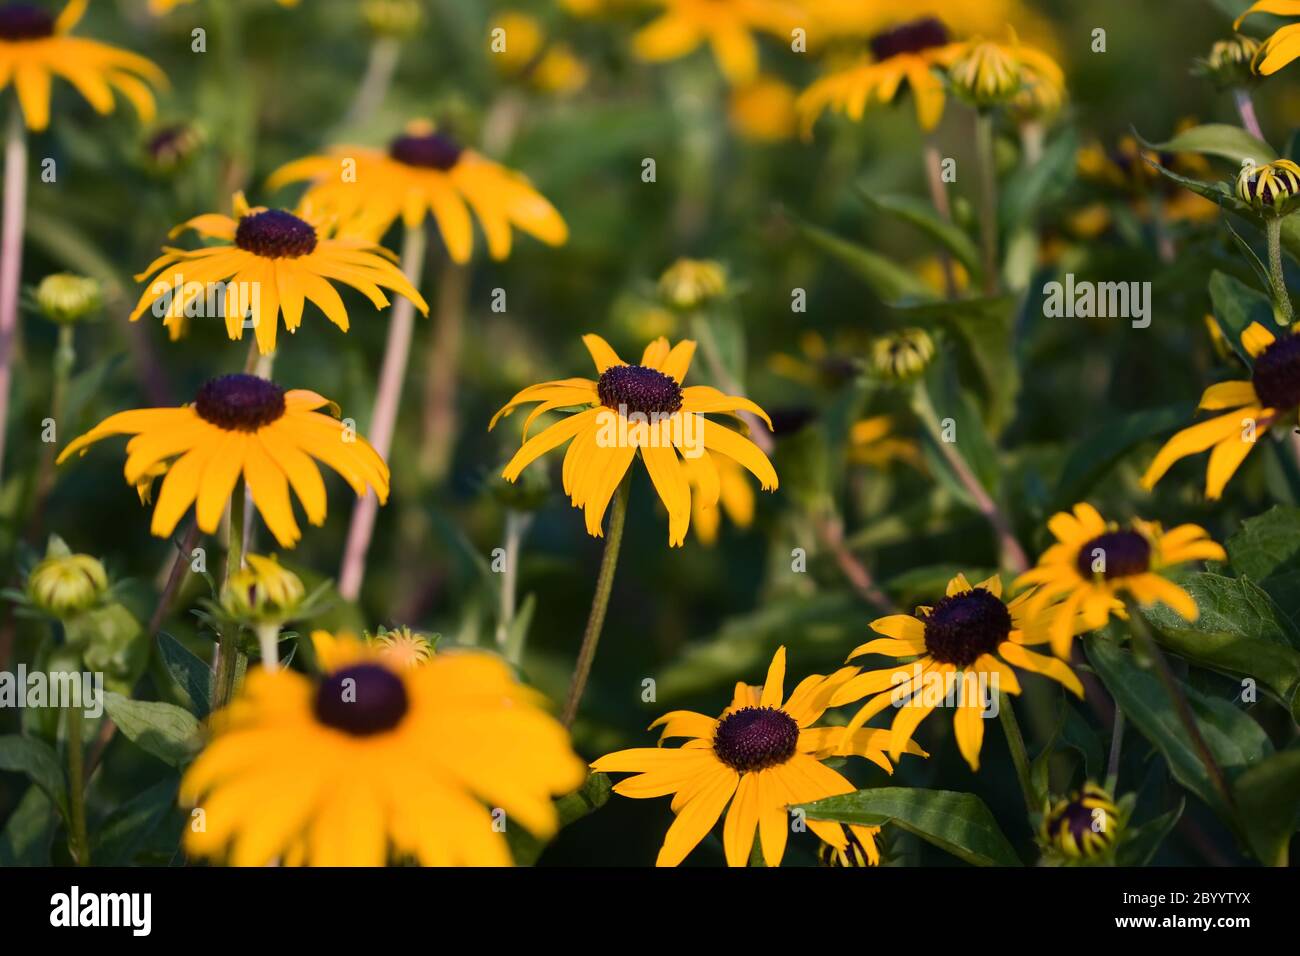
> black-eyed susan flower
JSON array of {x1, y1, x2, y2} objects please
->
[
  {"x1": 56, "y1": 374, "x2": 389, "y2": 549},
  {"x1": 631, "y1": 0, "x2": 801, "y2": 87},
  {"x1": 129, "y1": 192, "x2": 427, "y2": 353},
  {"x1": 689, "y1": 452, "x2": 753, "y2": 545},
  {"x1": 490, "y1": 334, "x2": 777, "y2": 547},
  {"x1": 591, "y1": 646, "x2": 925, "y2": 866},
  {"x1": 869, "y1": 327, "x2": 935, "y2": 382},
  {"x1": 947, "y1": 33, "x2": 1063, "y2": 110},
  {"x1": 1195, "y1": 34, "x2": 1263, "y2": 89},
  {"x1": 796, "y1": 17, "x2": 964, "y2": 135},
  {"x1": 369, "y1": 625, "x2": 435, "y2": 669},
  {"x1": 25, "y1": 537, "x2": 106, "y2": 618},
  {"x1": 848, "y1": 415, "x2": 924, "y2": 472},
  {"x1": 1141, "y1": 321, "x2": 1297, "y2": 499},
  {"x1": 0, "y1": 0, "x2": 165, "y2": 131},
  {"x1": 728, "y1": 75, "x2": 797, "y2": 143},
  {"x1": 828, "y1": 574, "x2": 1084, "y2": 772},
  {"x1": 181, "y1": 630, "x2": 585, "y2": 866},
  {"x1": 1039, "y1": 782, "x2": 1124, "y2": 863},
  {"x1": 1236, "y1": 158, "x2": 1300, "y2": 214},
  {"x1": 490, "y1": 10, "x2": 589, "y2": 96},
  {"x1": 266, "y1": 121, "x2": 568, "y2": 261},
  {"x1": 816, "y1": 823, "x2": 880, "y2": 867},
  {"x1": 1013, "y1": 503, "x2": 1225, "y2": 657},
  {"x1": 1235, "y1": 1, "x2": 1300, "y2": 75}
]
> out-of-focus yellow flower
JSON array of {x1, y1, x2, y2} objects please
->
[
  {"x1": 729, "y1": 75, "x2": 797, "y2": 142},
  {"x1": 490, "y1": 11, "x2": 545, "y2": 72},
  {"x1": 632, "y1": 0, "x2": 803, "y2": 86},
  {"x1": 370, "y1": 625, "x2": 436, "y2": 669},
  {"x1": 914, "y1": 256, "x2": 970, "y2": 296},
  {"x1": 691, "y1": 453, "x2": 755, "y2": 545},
  {"x1": 34, "y1": 273, "x2": 101, "y2": 325},
  {"x1": 361, "y1": 0, "x2": 422, "y2": 38},
  {"x1": 658, "y1": 258, "x2": 728, "y2": 309},
  {"x1": 1077, "y1": 129, "x2": 1218, "y2": 225},
  {"x1": 848, "y1": 416, "x2": 924, "y2": 472},
  {"x1": 869, "y1": 328, "x2": 935, "y2": 382},
  {"x1": 150, "y1": 0, "x2": 298, "y2": 13},
  {"x1": 767, "y1": 330, "x2": 864, "y2": 389}
]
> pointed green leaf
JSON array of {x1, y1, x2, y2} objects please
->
[
  {"x1": 0, "y1": 735, "x2": 68, "y2": 822},
  {"x1": 1136, "y1": 123, "x2": 1276, "y2": 165},
  {"x1": 103, "y1": 693, "x2": 203, "y2": 768}
]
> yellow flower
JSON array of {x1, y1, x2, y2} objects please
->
[
  {"x1": 56, "y1": 374, "x2": 390, "y2": 548},
  {"x1": 370, "y1": 625, "x2": 435, "y2": 669},
  {"x1": 728, "y1": 74, "x2": 797, "y2": 142},
  {"x1": 690, "y1": 452, "x2": 754, "y2": 545},
  {"x1": 490, "y1": 11, "x2": 545, "y2": 73},
  {"x1": 657, "y1": 257, "x2": 727, "y2": 309},
  {"x1": 1040, "y1": 782, "x2": 1122, "y2": 862},
  {"x1": 591, "y1": 646, "x2": 925, "y2": 866},
  {"x1": 0, "y1": 0, "x2": 165, "y2": 131},
  {"x1": 631, "y1": 0, "x2": 802, "y2": 86},
  {"x1": 532, "y1": 44, "x2": 590, "y2": 95},
  {"x1": 797, "y1": 17, "x2": 964, "y2": 135},
  {"x1": 1196, "y1": 34, "x2": 1263, "y2": 89},
  {"x1": 1141, "y1": 321, "x2": 1295, "y2": 499},
  {"x1": 1235, "y1": 0, "x2": 1300, "y2": 75},
  {"x1": 848, "y1": 415, "x2": 924, "y2": 471},
  {"x1": 828, "y1": 574, "x2": 1084, "y2": 772},
  {"x1": 266, "y1": 120, "x2": 568, "y2": 261},
  {"x1": 1014, "y1": 503, "x2": 1225, "y2": 658},
  {"x1": 181, "y1": 631, "x2": 585, "y2": 866},
  {"x1": 129, "y1": 191, "x2": 428, "y2": 354},
  {"x1": 490, "y1": 334, "x2": 778, "y2": 547},
  {"x1": 1236, "y1": 158, "x2": 1300, "y2": 214},
  {"x1": 869, "y1": 327, "x2": 935, "y2": 382},
  {"x1": 27, "y1": 548, "x2": 107, "y2": 617},
  {"x1": 816, "y1": 823, "x2": 880, "y2": 866},
  {"x1": 150, "y1": 0, "x2": 298, "y2": 14},
  {"x1": 220, "y1": 554, "x2": 305, "y2": 625}
]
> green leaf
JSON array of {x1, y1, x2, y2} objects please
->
[
  {"x1": 1062, "y1": 702, "x2": 1106, "y2": 782},
  {"x1": 91, "y1": 776, "x2": 183, "y2": 866},
  {"x1": 1136, "y1": 123, "x2": 1276, "y2": 166},
  {"x1": 1084, "y1": 635, "x2": 1271, "y2": 816},
  {"x1": 1208, "y1": 270, "x2": 1277, "y2": 366},
  {"x1": 799, "y1": 787, "x2": 1021, "y2": 866},
  {"x1": 1141, "y1": 572, "x2": 1300, "y2": 717},
  {"x1": 1232, "y1": 749, "x2": 1300, "y2": 866},
  {"x1": 858, "y1": 189, "x2": 982, "y2": 277},
  {"x1": 1053, "y1": 403, "x2": 1196, "y2": 509},
  {"x1": 0, "y1": 786, "x2": 57, "y2": 866},
  {"x1": 158, "y1": 633, "x2": 212, "y2": 718},
  {"x1": 1226, "y1": 506, "x2": 1300, "y2": 620},
  {"x1": 913, "y1": 348, "x2": 1002, "y2": 498},
  {"x1": 507, "y1": 772, "x2": 612, "y2": 866},
  {"x1": 799, "y1": 221, "x2": 937, "y2": 305},
  {"x1": 1147, "y1": 162, "x2": 1253, "y2": 219},
  {"x1": 103, "y1": 693, "x2": 203, "y2": 768},
  {"x1": 1116, "y1": 798, "x2": 1185, "y2": 866},
  {"x1": 0, "y1": 734, "x2": 69, "y2": 822},
  {"x1": 1000, "y1": 128, "x2": 1079, "y2": 232}
]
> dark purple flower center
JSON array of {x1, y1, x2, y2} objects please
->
[
  {"x1": 597, "y1": 364, "x2": 683, "y2": 417},
  {"x1": 922, "y1": 588, "x2": 1012, "y2": 667},
  {"x1": 1075, "y1": 530, "x2": 1151, "y2": 580},
  {"x1": 713, "y1": 706, "x2": 799, "y2": 772},
  {"x1": 870, "y1": 17, "x2": 949, "y2": 61},
  {"x1": 0, "y1": 3, "x2": 55, "y2": 41},
  {"x1": 1251, "y1": 334, "x2": 1300, "y2": 410},
  {"x1": 234, "y1": 209, "x2": 318, "y2": 259},
  {"x1": 193, "y1": 374, "x2": 286, "y2": 431},
  {"x1": 313, "y1": 664, "x2": 409, "y2": 736},
  {"x1": 389, "y1": 131, "x2": 463, "y2": 170}
]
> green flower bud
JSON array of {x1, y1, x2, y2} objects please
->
[
  {"x1": 949, "y1": 41, "x2": 1022, "y2": 108},
  {"x1": 34, "y1": 273, "x2": 101, "y2": 325},
  {"x1": 1039, "y1": 782, "x2": 1123, "y2": 863},
  {"x1": 1196, "y1": 34, "x2": 1262, "y2": 90},
  {"x1": 658, "y1": 258, "x2": 728, "y2": 310},
  {"x1": 1236, "y1": 159, "x2": 1300, "y2": 216},
  {"x1": 27, "y1": 549, "x2": 108, "y2": 618},
  {"x1": 869, "y1": 328, "x2": 935, "y2": 382},
  {"x1": 220, "y1": 554, "x2": 305, "y2": 625}
]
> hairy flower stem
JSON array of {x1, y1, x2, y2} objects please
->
[
  {"x1": 997, "y1": 693, "x2": 1037, "y2": 813},
  {"x1": 974, "y1": 111, "x2": 1000, "y2": 296},
  {"x1": 562, "y1": 475, "x2": 631, "y2": 727},
  {"x1": 65, "y1": 703, "x2": 88, "y2": 865},
  {"x1": 213, "y1": 484, "x2": 246, "y2": 709},
  {"x1": 1234, "y1": 88, "x2": 1264, "y2": 141},
  {"x1": 913, "y1": 387, "x2": 1029, "y2": 573},
  {"x1": 1266, "y1": 217, "x2": 1293, "y2": 323},
  {"x1": 922, "y1": 140, "x2": 958, "y2": 297},
  {"x1": 27, "y1": 325, "x2": 75, "y2": 539},
  {"x1": 0, "y1": 102, "x2": 28, "y2": 485},
  {"x1": 496, "y1": 509, "x2": 534, "y2": 663},
  {"x1": 1124, "y1": 600, "x2": 1236, "y2": 814},
  {"x1": 339, "y1": 224, "x2": 427, "y2": 601}
]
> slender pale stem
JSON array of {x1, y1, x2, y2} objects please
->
[
  {"x1": 562, "y1": 475, "x2": 631, "y2": 727},
  {"x1": 814, "y1": 510, "x2": 894, "y2": 611},
  {"x1": 1105, "y1": 707, "x2": 1125, "y2": 793},
  {"x1": 1266, "y1": 217, "x2": 1293, "y2": 323},
  {"x1": 255, "y1": 623, "x2": 280, "y2": 672},
  {"x1": 339, "y1": 224, "x2": 427, "y2": 601},
  {"x1": 997, "y1": 693, "x2": 1037, "y2": 813},
  {"x1": 28, "y1": 324, "x2": 75, "y2": 537},
  {"x1": 0, "y1": 101, "x2": 28, "y2": 484},
  {"x1": 417, "y1": 257, "x2": 468, "y2": 482},
  {"x1": 340, "y1": 36, "x2": 401, "y2": 131},
  {"x1": 65, "y1": 704, "x2": 88, "y2": 865},
  {"x1": 922, "y1": 140, "x2": 958, "y2": 298},
  {"x1": 913, "y1": 387, "x2": 1028, "y2": 573},
  {"x1": 693, "y1": 313, "x2": 772, "y2": 454},
  {"x1": 974, "y1": 111, "x2": 1000, "y2": 296},
  {"x1": 1125, "y1": 600, "x2": 1236, "y2": 814},
  {"x1": 241, "y1": 349, "x2": 276, "y2": 557},
  {"x1": 496, "y1": 509, "x2": 533, "y2": 663},
  {"x1": 1234, "y1": 88, "x2": 1265, "y2": 141}
]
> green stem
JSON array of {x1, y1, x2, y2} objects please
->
[
  {"x1": 974, "y1": 111, "x2": 1000, "y2": 296},
  {"x1": 561, "y1": 475, "x2": 631, "y2": 727},
  {"x1": 997, "y1": 692, "x2": 1037, "y2": 813},
  {"x1": 496, "y1": 509, "x2": 534, "y2": 664},
  {"x1": 1266, "y1": 217, "x2": 1293, "y2": 323},
  {"x1": 1124, "y1": 601, "x2": 1236, "y2": 814},
  {"x1": 213, "y1": 483, "x2": 246, "y2": 708},
  {"x1": 1105, "y1": 707, "x2": 1124, "y2": 793},
  {"x1": 65, "y1": 704, "x2": 88, "y2": 865}
]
